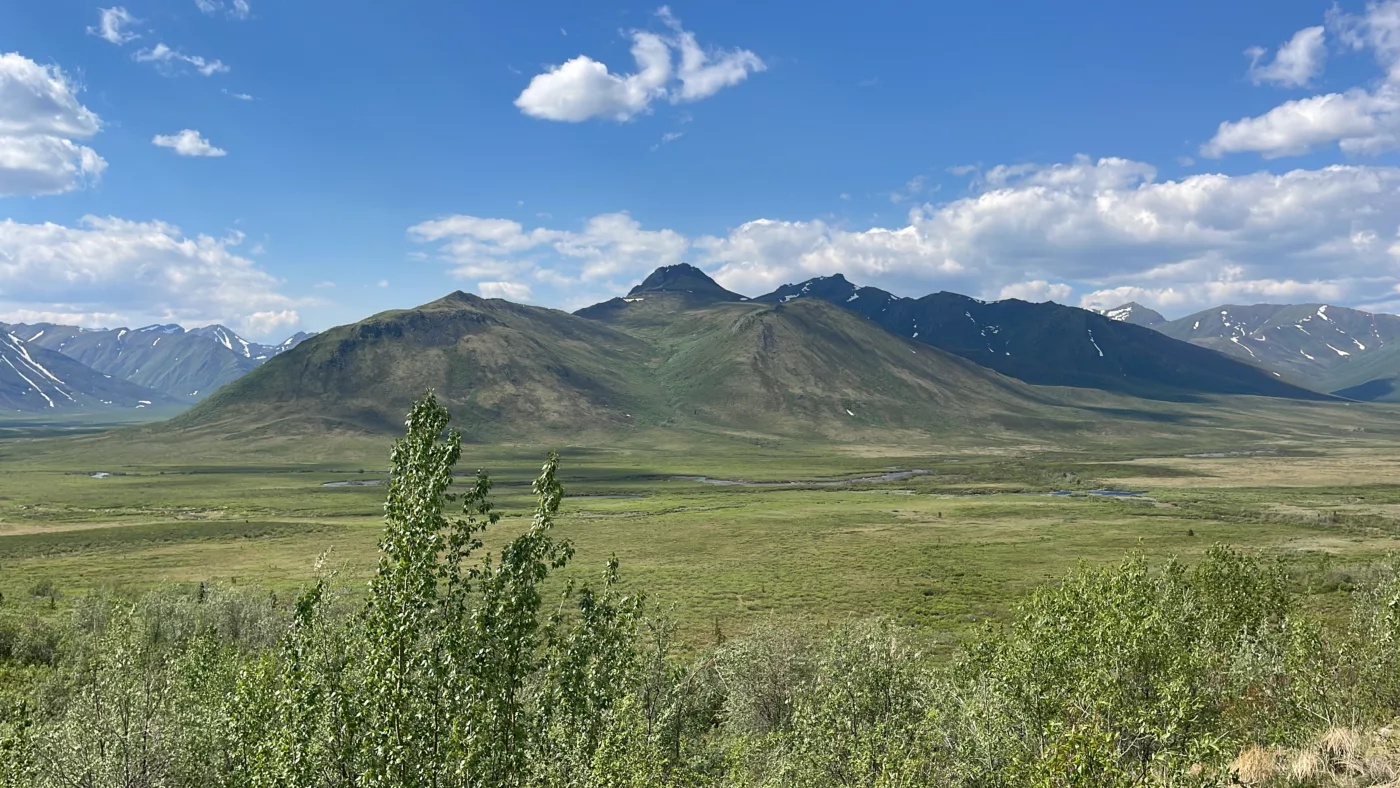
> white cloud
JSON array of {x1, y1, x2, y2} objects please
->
[
  {"x1": 0, "y1": 53, "x2": 107, "y2": 196},
  {"x1": 657, "y1": 6, "x2": 766, "y2": 101},
  {"x1": 412, "y1": 155, "x2": 1400, "y2": 318},
  {"x1": 515, "y1": 33, "x2": 672, "y2": 122},
  {"x1": 514, "y1": 7, "x2": 762, "y2": 122},
  {"x1": 0, "y1": 216, "x2": 299, "y2": 338},
  {"x1": 409, "y1": 211, "x2": 688, "y2": 302},
  {"x1": 477, "y1": 281, "x2": 533, "y2": 300},
  {"x1": 153, "y1": 129, "x2": 227, "y2": 157},
  {"x1": 196, "y1": 0, "x2": 251, "y2": 20},
  {"x1": 651, "y1": 130, "x2": 684, "y2": 150},
  {"x1": 1246, "y1": 25, "x2": 1326, "y2": 87},
  {"x1": 1205, "y1": 2, "x2": 1400, "y2": 157},
  {"x1": 133, "y1": 43, "x2": 229, "y2": 77},
  {"x1": 222, "y1": 88, "x2": 254, "y2": 100},
  {"x1": 1202, "y1": 87, "x2": 1400, "y2": 158},
  {"x1": 88, "y1": 7, "x2": 141, "y2": 45},
  {"x1": 241, "y1": 310, "x2": 298, "y2": 336},
  {"x1": 890, "y1": 174, "x2": 929, "y2": 203},
  {"x1": 0, "y1": 309, "x2": 125, "y2": 329},
  {"x1": 999, "y1": 280, "x2": 1074, "y2": 303}
]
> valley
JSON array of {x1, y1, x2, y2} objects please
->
[
  {"x1": 5, "y1": 267, "x2": 1400, "y2": 783},
  {"x1": 5, "y1": 265, "x2": 1400, "y2": 642},
  {"x1": 3, "y1": 394, "x2": 1399, "y2": 645}
]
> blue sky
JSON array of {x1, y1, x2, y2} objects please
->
[{"x1": 4, "y1": 0, "x2": 1400, "y2": 338}]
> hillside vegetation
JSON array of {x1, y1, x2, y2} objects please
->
[
  {"x1": 163, "y1": 266, "x2": 1351, "y2": 446},
  {"x1": 3, "y1": 394, "x2": 1398, "y2": 787},
  {"x1": 171, "y1": 289, "x2": 1086, "y2": 443}
]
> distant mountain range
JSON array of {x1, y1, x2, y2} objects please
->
[
  {"x1": 752, "y1": 274, "x2": 1319, "y2": 400},
  {"x1": 15, "y1": 266, "x2": 1400, "y2": 426},
  {"x1": 172, "y1": 265, "x2": 1342, "y2": 441},
  {"x1": 0, "y1": 332, "x2": 174, "y2": 413},
  {"x1": 0, "y1": 322, "x2": 312, "y2": 414},
  {"x1": 1141, "y1": 303, "x2": 1400, "y2": 401}
]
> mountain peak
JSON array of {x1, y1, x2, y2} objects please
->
[
  {"x1": 752, "y1": 273, "x2": 875, "y2": 305},
  {"x1": 1100, "y1": 302, "x2": 1166, "y2": 327},
  {"x1": 627, "y1": 263, "x2": 744, "y2": 300}
]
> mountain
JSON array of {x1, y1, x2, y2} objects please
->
[
  {"x1": 6, "y1": 323, "x2": 315, "y2": 402},
  {"x1": 172, "y1": 292, "x2": 661, "y2": 437},
  {"x1": 752, "y1": 274, "x2": 1327, "y2": 401},
  {"x1": 1154, "y1": 304, "x2": 1400, "y2": 401},
  {"x1": 1096, "y1": 302, "x2": 1165, "y2": 328},
  {"x1": 574, "y1": 289, "x2": 1050, "y2": 434},
  {"x1": 627, "y1": 262, "x2": 746, "y2": 301},
  {"x1": 174, "y1": 284, "x2": 1073, "y2": 441},
  {"x1": 576, "y1": 263, "x2": 747, "y2": 322},
  {"x1": 0, "y1": 331, "x2": 172, "y2": 413}
]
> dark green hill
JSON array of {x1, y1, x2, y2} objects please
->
[
  {"x1": 753, "y1": 275, "x2": 1327, "y2": 401},
  {"x1": 577, "y1": 292, "x2": 1054, "y2": 436},
  {"x1": 173, "y1": 281, "x2": 1085, "y2": 442},
  {"x1": 577, "y1": 263, "x2": 747, "y2": 322},
  {"x1": 627, "y1": 262, "x2": 746, "y2": 301},
  {"x1": 171, "y1": 292, "x2": 661, "y2": 438}
]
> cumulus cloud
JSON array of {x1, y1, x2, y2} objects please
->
[
  {"x1": 656, "y1": 6, "x2": 765, "y2": 101},
  {"x1": 133, "y1": 43, "x2": 229, "y2": 77},
  {"x1": 409, "y1": 212, "x2": 689, "y2": 307},
  {"x1": 1205, "y1": 2, "x2": 1400, "y2": 157},
  {"x1": 477, "y1": 281, "x2": 534, "y2": 300},
  {"x1": 87, "y1": 7, "x2": 141, "y2": 45},
  {"x1": 153, "y1": 129, "x2": 227, "y2": 157},
  {"x1": 412, "y1": 155, "x2": 1400, "y2": 318},
  {"x1": 514, "y1": 6, "x2": 763, "y2": 122},
  {"x1": 999, "y1": 280, "x2": 1075, "y2": 303},
  {"x1": 0, "y1": 53, "x2": 107, "y2": 196},
  {"x1": 0, "y1": 216, "x2": 300, "y2": 338},
  {"x1": 1246, "y1": 25, "x2": 1326, "y2": 87}
]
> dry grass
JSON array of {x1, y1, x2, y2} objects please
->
[
  {"x1": 1231, "y1": 745, "x2": 1284, "y2": 784},
  {"x1": 1111, "y1": 450, "x2": 1400, "y2": 490},
  {"x1": 1230, "y1": 727, "x2": 1400, "y2": 787}
]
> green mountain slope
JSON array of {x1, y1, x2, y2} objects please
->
[
  {"x1": 171, "y1": 292, "x2": 661, "y2": 438},
  {"x1": 1155, "y1": 304, "x2": 1400, "y2": 400},
  {"x1": 171, "y1": 276, "x2": 1089, "y2": 443},
  {"x1": 578, "y1": 292, "x2": 1052, "y2": 436}
]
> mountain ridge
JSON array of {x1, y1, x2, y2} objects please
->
[
  {"x1": 0, "y1": 331, "x2": 175, "y2": 413},
  {"x1": 1152, "y1": 303, "x2": 1400, "y2": 401},
  {"x1": 749, "y1": 275, "x2": 1325, "y2": 401},
  {"x1": 4, "y1": 321, "x2": 315, "y2": 402}
]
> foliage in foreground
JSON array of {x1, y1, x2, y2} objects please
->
[{"x1": 1, "y1": 393, "x2": 1399, "y2": 787}]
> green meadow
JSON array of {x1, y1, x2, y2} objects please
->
[{"x1": 4, "y1": 401, "x2": 1400, "y2": 647}]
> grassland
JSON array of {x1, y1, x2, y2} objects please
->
[{"x1": 4, "y1": 398, "x2": 1400, "y2": 648}]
